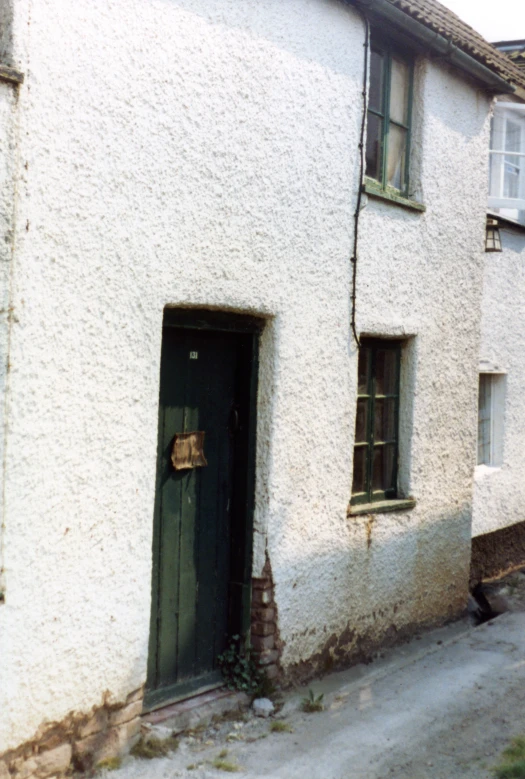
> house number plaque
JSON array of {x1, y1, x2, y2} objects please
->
[{"x1": 171, "y1": 431, "x2": 208, "y2": 470}]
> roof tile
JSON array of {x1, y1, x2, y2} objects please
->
[{"x1": 382, "y1": 0, "x2": 525, "y2": 90}]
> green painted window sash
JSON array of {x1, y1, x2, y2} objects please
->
[
  {"x1": 368, "y1": 42, "x2": 414, "y2": 198},
  {"x1": 351, "y1": 341, "x2": 402, "y2": 506}
]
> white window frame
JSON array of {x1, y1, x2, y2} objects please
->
[
  {"x1": 489, "y1": 104, "x2": 525, "y2": 220},
  {"x1": 477, "y1": 372, "x2": 506, "y2": 469}
]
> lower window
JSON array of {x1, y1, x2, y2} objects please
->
[
  {"x1": 351, "y1": 339, "x2": 401, "y2": 505},
  {"x1": 477, "y1": 372, "x2": 506, "y2": 467}
]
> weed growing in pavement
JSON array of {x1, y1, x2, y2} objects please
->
[
  {"x1": 96, "y1": 757, "x2": 122, "y2": 771},
  {"x1": 270, "y1": 720, "x2": 293, "y2": 733},
  {"x1": 211, "y1": 750, "x2": 240, "y2": 772},
  {"x1": 493, "y1": 735, "x2": 525, "y2": 777},
  {"x1": 130, "y1": 734, "x2": 179, "y2": 759},
  {"x1": 301, "y1": 688, "x2": 324, "y2": 713}
]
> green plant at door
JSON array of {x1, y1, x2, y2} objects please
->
[{"x1": 217, "y1": 635, "x2": 263, "y2": 695}]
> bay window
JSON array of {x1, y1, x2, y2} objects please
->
[{"x1": 489, "y1": 103, "x2": 525, "y2": 226}]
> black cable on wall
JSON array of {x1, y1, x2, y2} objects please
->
[{"x1": 350, "y1": 12, "x2": 370, "y2": 348}]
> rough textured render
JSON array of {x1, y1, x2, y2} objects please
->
[
  {"x1": 0, "y1": 0, "x2": 490, "y2": 756},
  {"x1": 0, "y1": 79, "x2": 18, "y2": 601},
  {"x1": 473, "y1": 223, "x2": 525, "y2": 537}
]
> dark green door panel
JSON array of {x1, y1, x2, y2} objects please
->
[{"x1": 146, "y1": 321, "x2": 258, "y2": 710}]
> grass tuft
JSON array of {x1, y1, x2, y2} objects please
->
[
  {"x1": 493, "y1": 736, "x2": 525, "y2": 778},
  {"x1": 211, "y1": 758, "x2": 240, "y2": 772},
  {"x1": 96, "y1": 757, "x2": 122, "y2": 771},
  {"x1": 494, "y1": 761, "x2": 525, "y2": 779},
  {"x1": 269, "y1": 721, "x2": 293, "y2": 733},
  {"x1": 130, "y1": 734, "x2": 179, "y2": 759},
  {"x1": 301, "y1": 688, "x2": 324, "y2": 713}
]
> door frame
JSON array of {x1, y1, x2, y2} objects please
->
[{"x1": 144, "y1": 308, "x2": 263, "y2": 711}]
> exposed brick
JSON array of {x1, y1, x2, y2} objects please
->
[
  {"x1": 257, "y1": 649, "x2": 279, "y2": 666},
  {"x1": 251, "y1": 589, "x2": 272, "y2": 606},
  {"x1": 77, "y1": 709, "x2": 109, "y2": 740},
  {"x1": 36, "y1": 734, "x2": 64, "y2": 754},
  {"x1": 74, "y1": 718, "x2": 140, "y2": 771},
  {"x1": 251, "y1": 578, "x2": 271, "y2": 591},
  {"x1": 125, "y1": 687, "x2": 145, "y2": 705},
  {"x1": 109, "y1": 700, "x2": 143, "y2": 728},
  {"x1": 264, "y1": 664, "x2": 280, "y2": 681},
  {"x1": 34, "y1": 744, "x2": 72, "y2": 777},
  {"x1": 17, "y1": 758, "x2": 37, "y2": 779},
  {"x1": 251, "y1": 621, "x2": 275, "y2": 637},
  {"x1": 251, "y1": 634, "x2": 275, "y2": 652},
  {"x1": 251, "y1": 607, "x2": 275, "y2": 623}
]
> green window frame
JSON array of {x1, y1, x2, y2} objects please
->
[
  {"x1": 365, "y1": 38, "x2": 414, "y2": 197},
  {"x1": 351, "y1": 340, "x2": 401, "y2": 506}
]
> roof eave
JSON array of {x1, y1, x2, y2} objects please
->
[{"x1": 347, "y1": 0, "x2": 516, "y2": 94}]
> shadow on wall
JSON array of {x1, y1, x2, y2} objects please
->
[
  {"x1": 271, "y1": 503, "x2": 472, "y2": 686},
  {"x1": 151, "y1": 0, "x2": 364, "y2": 79}
]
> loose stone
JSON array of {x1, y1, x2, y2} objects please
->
[{"x1": 252, "y1": 698, "x2": 275, "y2": 718}]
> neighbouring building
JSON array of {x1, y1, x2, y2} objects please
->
[
  {"x1": 0, "y1": 0, "x2": 523, "y2": 774},
  {"x1": 471, "y1": 40, "x2": 525, "y2": 581}
]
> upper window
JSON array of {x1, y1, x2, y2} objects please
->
[
  {"x1": 351, "y1": 340, "x2": 401, "y2": 505},
  {"x1": 366, "y1": 40, "x2": 414, "y2": 196},
  {"x1": 489, "y1": 103, "x2": 525, "y2": 226}
]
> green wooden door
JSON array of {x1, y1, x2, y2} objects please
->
[{"x1": 146, "y1": 321, "x2": 256, "y2": 709}]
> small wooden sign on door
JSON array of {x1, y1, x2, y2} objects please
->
[{"x1": 171, "y1": 431, "x2": 208, "y2": 470}]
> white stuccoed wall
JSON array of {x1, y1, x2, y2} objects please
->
[
  {"x1": 473, "y1": 223, "x2": 525, "y2": 536},
  {"x1": 0, "y1": 0, "x2": 490, "y2": 751}
]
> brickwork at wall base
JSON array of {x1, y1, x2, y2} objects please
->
[
  {"x1": 251, "y1": 556, "x2": 282, "y2": 684},
  {"x1": 471, "y1": 521, "x2": 525, "y2": 585},
  {"x1": 0, "y1": 687, "x2": 144, "y2": 777}
]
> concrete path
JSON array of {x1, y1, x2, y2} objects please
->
[{"x1": 105, "y1": 611, "x2": 525, "y2": 779}]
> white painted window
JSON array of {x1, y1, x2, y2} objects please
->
[
  {"x1": 489, "y1": 104, "x2": 525, "y2": 226},
  {"x1": 477, "y1": 373, "x2": 506, "y2": 467}
]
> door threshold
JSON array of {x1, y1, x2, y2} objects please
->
[{"x1": 142, "y1": 687, "x2": 250, "y2": 733}]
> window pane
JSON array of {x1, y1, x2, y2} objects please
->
[
  {"x1": 358, "y1": 347, "x2": 370, "y2": 394},
  {"x1": 389, "y1": 58, "x2": 410, "y2": 125},
  {"x1": 386, "y1": 124, "x2": 407, "y2": 190},
  {"x1": 372, "y1": 444, "x2": 395, "y2": 492},
  {"x1": 503, "y1": 120, "x2": 522, "y2": 199},
  {"x1": 355, "y1": 399, "x2": 369, "y2": 442},
  {"x1": 478, "y1": 375, "x2": 492, "y2": 465},
  {"x1": 374, "y1": 398, "x2": 396, "y2": 442},
  {"x1": 504, "y1": 159, "x2": 520, "y2": 198},
  {"x1": 505, "y1": 120, "x2": 521, "y2": 153},
  {"x1": 366, "y1": 113, "x2": 383, "y2": 182},
  {"x1": 375, "y1": 349, "x2": 398, "y2": 395},
  {"x1": 352, "y1": 446, "x2": 368, "y2": 494},
  {"x1": 369, "y1": 50, "x2": 385, "y2": 113}
]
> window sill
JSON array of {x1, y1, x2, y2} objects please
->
[
  {"x1": 348, "y1": 498, "x2": 416, "y2": 517},
  {"x1": 0, "y1": 64, "x2": 24, "y2": 85},
  {"x1": 475, "y1": 464, "x2": 502, "y2": 480},
  {"x1": 363, "y1": 180, "x2": 426, "y2": 213}
]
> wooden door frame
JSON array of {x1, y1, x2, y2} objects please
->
[{"x1": 145, "y1": 308, "x2": 262, "y2": 710}]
